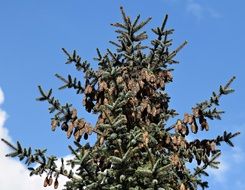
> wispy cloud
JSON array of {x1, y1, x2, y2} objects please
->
[
  {"x1": 162, "y1": 0, "x2": 222, "y2": 20},
  {"x1": 186, "y1": 0, "x2": 204, "y2": 20},
  {"x1": 0, "y1": 87, "x2": 69, "y2": 190},
  {"x1": 232, "y1": 147, "x2": 245, "y2": 163},
  {"x1": 207, "y1": 123, "x2": 245, "y2": 188},
  {"x1": 0, "y1": 88, "x2": 4, "y2": 105},
  {"x1": 163, "y1": 0, "x2": 222, "y2": 20},
  {"x1": 207, "y1": 157, "x2": 229, "y2": 183},
  {"x1": 235, "y1": 180, "x2": 245, "y2": 190},
  {"x1": 207, "y1": 7, "x2": 222, "y2": 19},
  {"x1": 185, "y1": 0, "x2": 222, "y2": 20}
]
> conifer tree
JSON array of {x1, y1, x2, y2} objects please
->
[{"x1": 2, "y1": 7, "x2": 240, "y2": 190}]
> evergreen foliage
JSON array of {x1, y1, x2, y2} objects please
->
[{"x1": 2, "y1": 7, "x2": 240, "y2": 190}]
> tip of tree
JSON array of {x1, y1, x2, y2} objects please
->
[{"x1": 235, "y1": 131, "x2": 241, "y2": 136}]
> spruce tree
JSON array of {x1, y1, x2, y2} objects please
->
[{"x1": 2, "y1": 7, "x2": 240, "y2": 190}]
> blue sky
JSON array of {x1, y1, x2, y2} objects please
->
[{"x1": 0, "y1": 1, "x2": 244, "y2": 189}]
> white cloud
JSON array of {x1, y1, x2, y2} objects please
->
[{"x1": 0, "y1": 88, "x2": 70, "y2": 190}]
